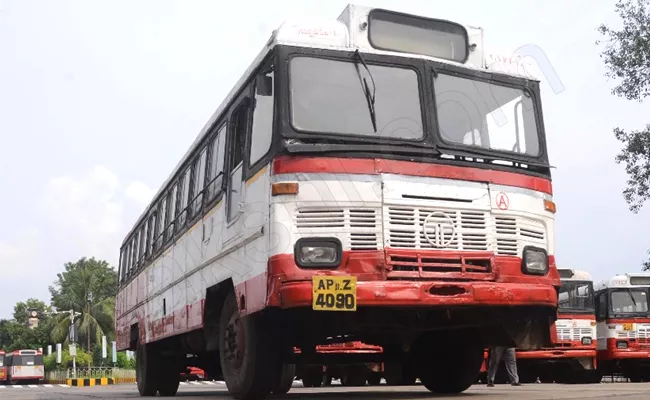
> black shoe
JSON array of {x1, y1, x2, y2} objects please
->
[
  {"x1": 511, "y1": 382, "x2": 523, "y2": 386},
  {"x1": 487, "y1": 382, "x2": 494, "y2": 387}
]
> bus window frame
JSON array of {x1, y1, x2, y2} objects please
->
[
  {"x1": 609, "y1": 287, "x2": 650, "y2": 317},
  {"x1": 275, "y1": 44, "x2": 551, "y2": 178},
  {"x1": 117, "y1": 50, "x2": 278, "y2": 288}
]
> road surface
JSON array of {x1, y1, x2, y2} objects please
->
[{"x1": 2, "y1": 381, "x2": 650, "y2": 399}]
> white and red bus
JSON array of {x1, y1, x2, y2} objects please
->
[
  {"x1": 297, "y1": 341, "x2": 384, "y2": 387},
  {"x1": 0, "y1": 351, "x2": 7, "y2": 384},
  {"x1": 594, "y1": 272, "x2": 650, "y2": 382},
  {"x1": 4, "y1": 349, "x2": 45, "y2": 385},
  {"x1": 116, "y1": 4, "x2": 561, "y2": 399},
  {"x1": 515, "y1": 269, "x2": 598, "y2": 383}
]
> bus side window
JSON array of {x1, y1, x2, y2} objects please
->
[
  {"x1": 206, "y1": 124, "x2": 226, "y2": 201},
  {"x1": 227, "y1": 104, "x2": 249, "y2": 222},
  {"x1": 155, "y1": 197, "x2": 167, "y2": 251},
  {"x1": 191, "y1": 148, "x2": 207, "y2": 217},
  {"x1": 250, "y1": 65, "x2": 274, "y2": 166}
]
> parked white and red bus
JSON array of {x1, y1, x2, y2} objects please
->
[
  {"x1": 115, "y1": 4, "x2": 561, "y2": 399},
  {"x1": 297, "y1": 341, "x2": 384, "y2": 387},
  {"x1": 4, "y1": 350, "x2": 45, "y2": 385},
  {"x1": 0, "y1": 351, "x2": 7, "y2": 384},
  {"x1": 515, "y1": 269, "x2": 598, "y2": 383},
  {"x1": 594, "y1": 272, "x2": 650, "y2": 382}
]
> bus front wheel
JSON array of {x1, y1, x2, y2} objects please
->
[
  {"x1": 136, "y1": 341, "x2": 159, "y2": 396},
  {"x1": 271, "y1": 364, "x2": 296, "y2": 395},
  {"x1": 418, "y1": 342, "x2": 483, "y2": 394},
  {"x1": 219, "y1": 292, "x2": 282, "y2": 400}
]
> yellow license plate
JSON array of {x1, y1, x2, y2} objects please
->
[
  {"x1": 312, "y1": 276, "x2": 357, "y2": 312},
  {"x1": 623, "y1": 323, "x2": 634, "y2": 331}
]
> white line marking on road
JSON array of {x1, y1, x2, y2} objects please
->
[{"x1": 43, "y1": 384, "x2": 53, "y2": 387}]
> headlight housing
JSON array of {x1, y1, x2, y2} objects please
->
[
  {"x1": 581, "y1": 337, "x2": 592, "y2": 345},
  {"x1": 294, "y1": 237, "x2": 342, "y2": 268},
  {"x1": 521, "y1": 246, "x2": 548, "y2": 276},
  {"x1": 617, "y1": 340, "x2": 628, "y2": 349}
]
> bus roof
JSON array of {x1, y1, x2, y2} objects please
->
[
  {"x1": 594, "y1": 272, "x2": 650, "y2": 291},
  {"x1": 558, "y1": 268, "x2": 592, "y2": 282},
  {"x1": 122, "y1": 3, "x2": 541, "y2": 247}
]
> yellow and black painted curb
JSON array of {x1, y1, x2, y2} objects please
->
[{"x1": 66, "y1": 377, "x2": 115, "y2": 387}]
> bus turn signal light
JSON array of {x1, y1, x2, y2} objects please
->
[
  {"x1": 544, "y1": 199, "x2": 556, "y2": 213},
  {"x1": 272, "y1": 182, "x2": 299, "y2": 196}
]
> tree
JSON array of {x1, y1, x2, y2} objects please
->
[
  {"x1": 0, "y1": 319, "x2": 51, "y2": 352},
  {"x1": 13, "y1": 298, "x2": 51, "y2": 325},
  {"x1": 598, "y1": 0, "x2": 650, "y2": 270},
  {"x1": 48, "y1": 257, "x2": 117, "y2": 350}
]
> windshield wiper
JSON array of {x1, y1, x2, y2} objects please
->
[
  {"x1": 627, "y1": 289, "x2": 638, "y2": 310},
  {"x1": 353, "y1": 49, "x2": 377, "y2": 133}
]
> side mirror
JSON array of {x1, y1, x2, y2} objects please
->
[{"x1": 256, "y1": 74, "x2": 273, "y2": 97}]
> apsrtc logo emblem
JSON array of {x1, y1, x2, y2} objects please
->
[{"x1": 422, "y1": 211, "x2": 456, "y2": 248}]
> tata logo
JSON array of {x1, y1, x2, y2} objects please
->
[{"x1": 422, "y1": 211, "x2": 456, "y2": 248}]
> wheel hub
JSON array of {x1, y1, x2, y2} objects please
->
[{"x1": 224, "y1": 313, "x2": 245, "y2": 369}]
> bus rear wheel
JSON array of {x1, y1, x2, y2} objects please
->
[{"x1": 219, "y1": 292, "x2": 282, "y2": 400}]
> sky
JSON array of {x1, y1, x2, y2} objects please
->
[{"x1": 0, "y1": 0, "x2": 648, "y2": 319}]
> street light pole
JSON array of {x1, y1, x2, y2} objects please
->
[
  {"x1": 87, "y1": 291, "x2": 93, "y2": 376},
  {"x1": 46, "y1": 308, "x2": 82, "y2": 378}
]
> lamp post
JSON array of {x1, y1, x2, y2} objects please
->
[
  {"x1": 87, "y1": 291, "x2": 93, "y2": 376},
  {"x1": 46, "y1": 308, "x2": 82, "y2": 378}
]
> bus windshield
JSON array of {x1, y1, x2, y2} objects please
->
[
  {"x1": 10, "y1": 354, "x2": 43, "y2": 366},
  {"x1": 558, "y1": 281, "x2": 594, "y2": 313},
  {"x1": 289, "y1": 56, "x2": 423, "y2": 140},
  {"x1": 434, "y1": 72, "x2": 541, "y2": 157},
  {"x1": 611, "y1": 289, "x2": 649, "y2": 314}
]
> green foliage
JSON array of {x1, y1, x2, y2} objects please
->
[
  {"x1": 0, "y1": 318, "x2": 52, "y2": 352},
  {"x1": 48, "y1": 257, "x2": 117, "y2": 349},
  {"x1": 598, "y1": 0, "x2": 650, "y2": 270},
  {"x1": 90, "y1": 344, "x2": 136, "y2": 369},
  {"x1": 43, "y1": 348, "x2": 92, "y2": 372},
  {"x1": 13, "y1": 298, "x2": 51, "y2": 325}
]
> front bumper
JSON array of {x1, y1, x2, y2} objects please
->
[{"x1": 270, "y1": 279, "x2": 557, "y2": 308}]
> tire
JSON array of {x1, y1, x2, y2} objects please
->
[
  {"x1": 419, "y1": 343, "x2": 484, "y2": 394},
  {"x1": 384, "y1": 362, "x2": 417, "y2": 386},
  {"x1": 158, "y1": 359, "x2": 181, "y2": 397},
  {"x1": 302, "y1": 372, "x2": 323, "y2": 388},
  {"x1": 219, "y1": 292, "x2": 280, "y2": 400},
  {"x1": 367, "y1": 371, "x2": 382, "y2": 385},
  {"x1": 341, "y1": 365, "x2": 369, "y2": 386},
  {"x1": 271, "y1": 364, "x2": 296, "y2": 395},
  {"x1": 136, "y1": 340, "x2": 159, "y2": 396}
]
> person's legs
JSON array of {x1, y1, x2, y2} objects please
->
[
  {"x1": 486, "y1": 347, "x2": 504, "y2": 385},
  {"x1": 503, "y1": 347, "x2": 521, "y2": 385}
]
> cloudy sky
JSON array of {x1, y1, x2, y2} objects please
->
[{"x1": 0, "y1": 0, "x2": 648, "y2": 319}]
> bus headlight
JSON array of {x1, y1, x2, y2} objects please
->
[
  {"x1": 295, "y1": 238, "x2": 342, "y2": 268},
  {"x1": 521, "y1": 246, "x2": 548, "y2": 275},
  {"x1": 617, "y1": 340, "x2": 628, "y2": 349},
  {"x1": 582, "y1": 337, "x2": 592, "y2": 345}
]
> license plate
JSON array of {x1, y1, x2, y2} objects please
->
[
  {"x1": 623, "y1": 323, "x2": 634, "y2": 331},
  {"x1": 312, "y1": 276, "x2": 357, "y2": 312}
]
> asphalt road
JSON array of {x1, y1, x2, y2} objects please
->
[{"x1": 3, "y1": 381, "x2": 650, "y2": 399}]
